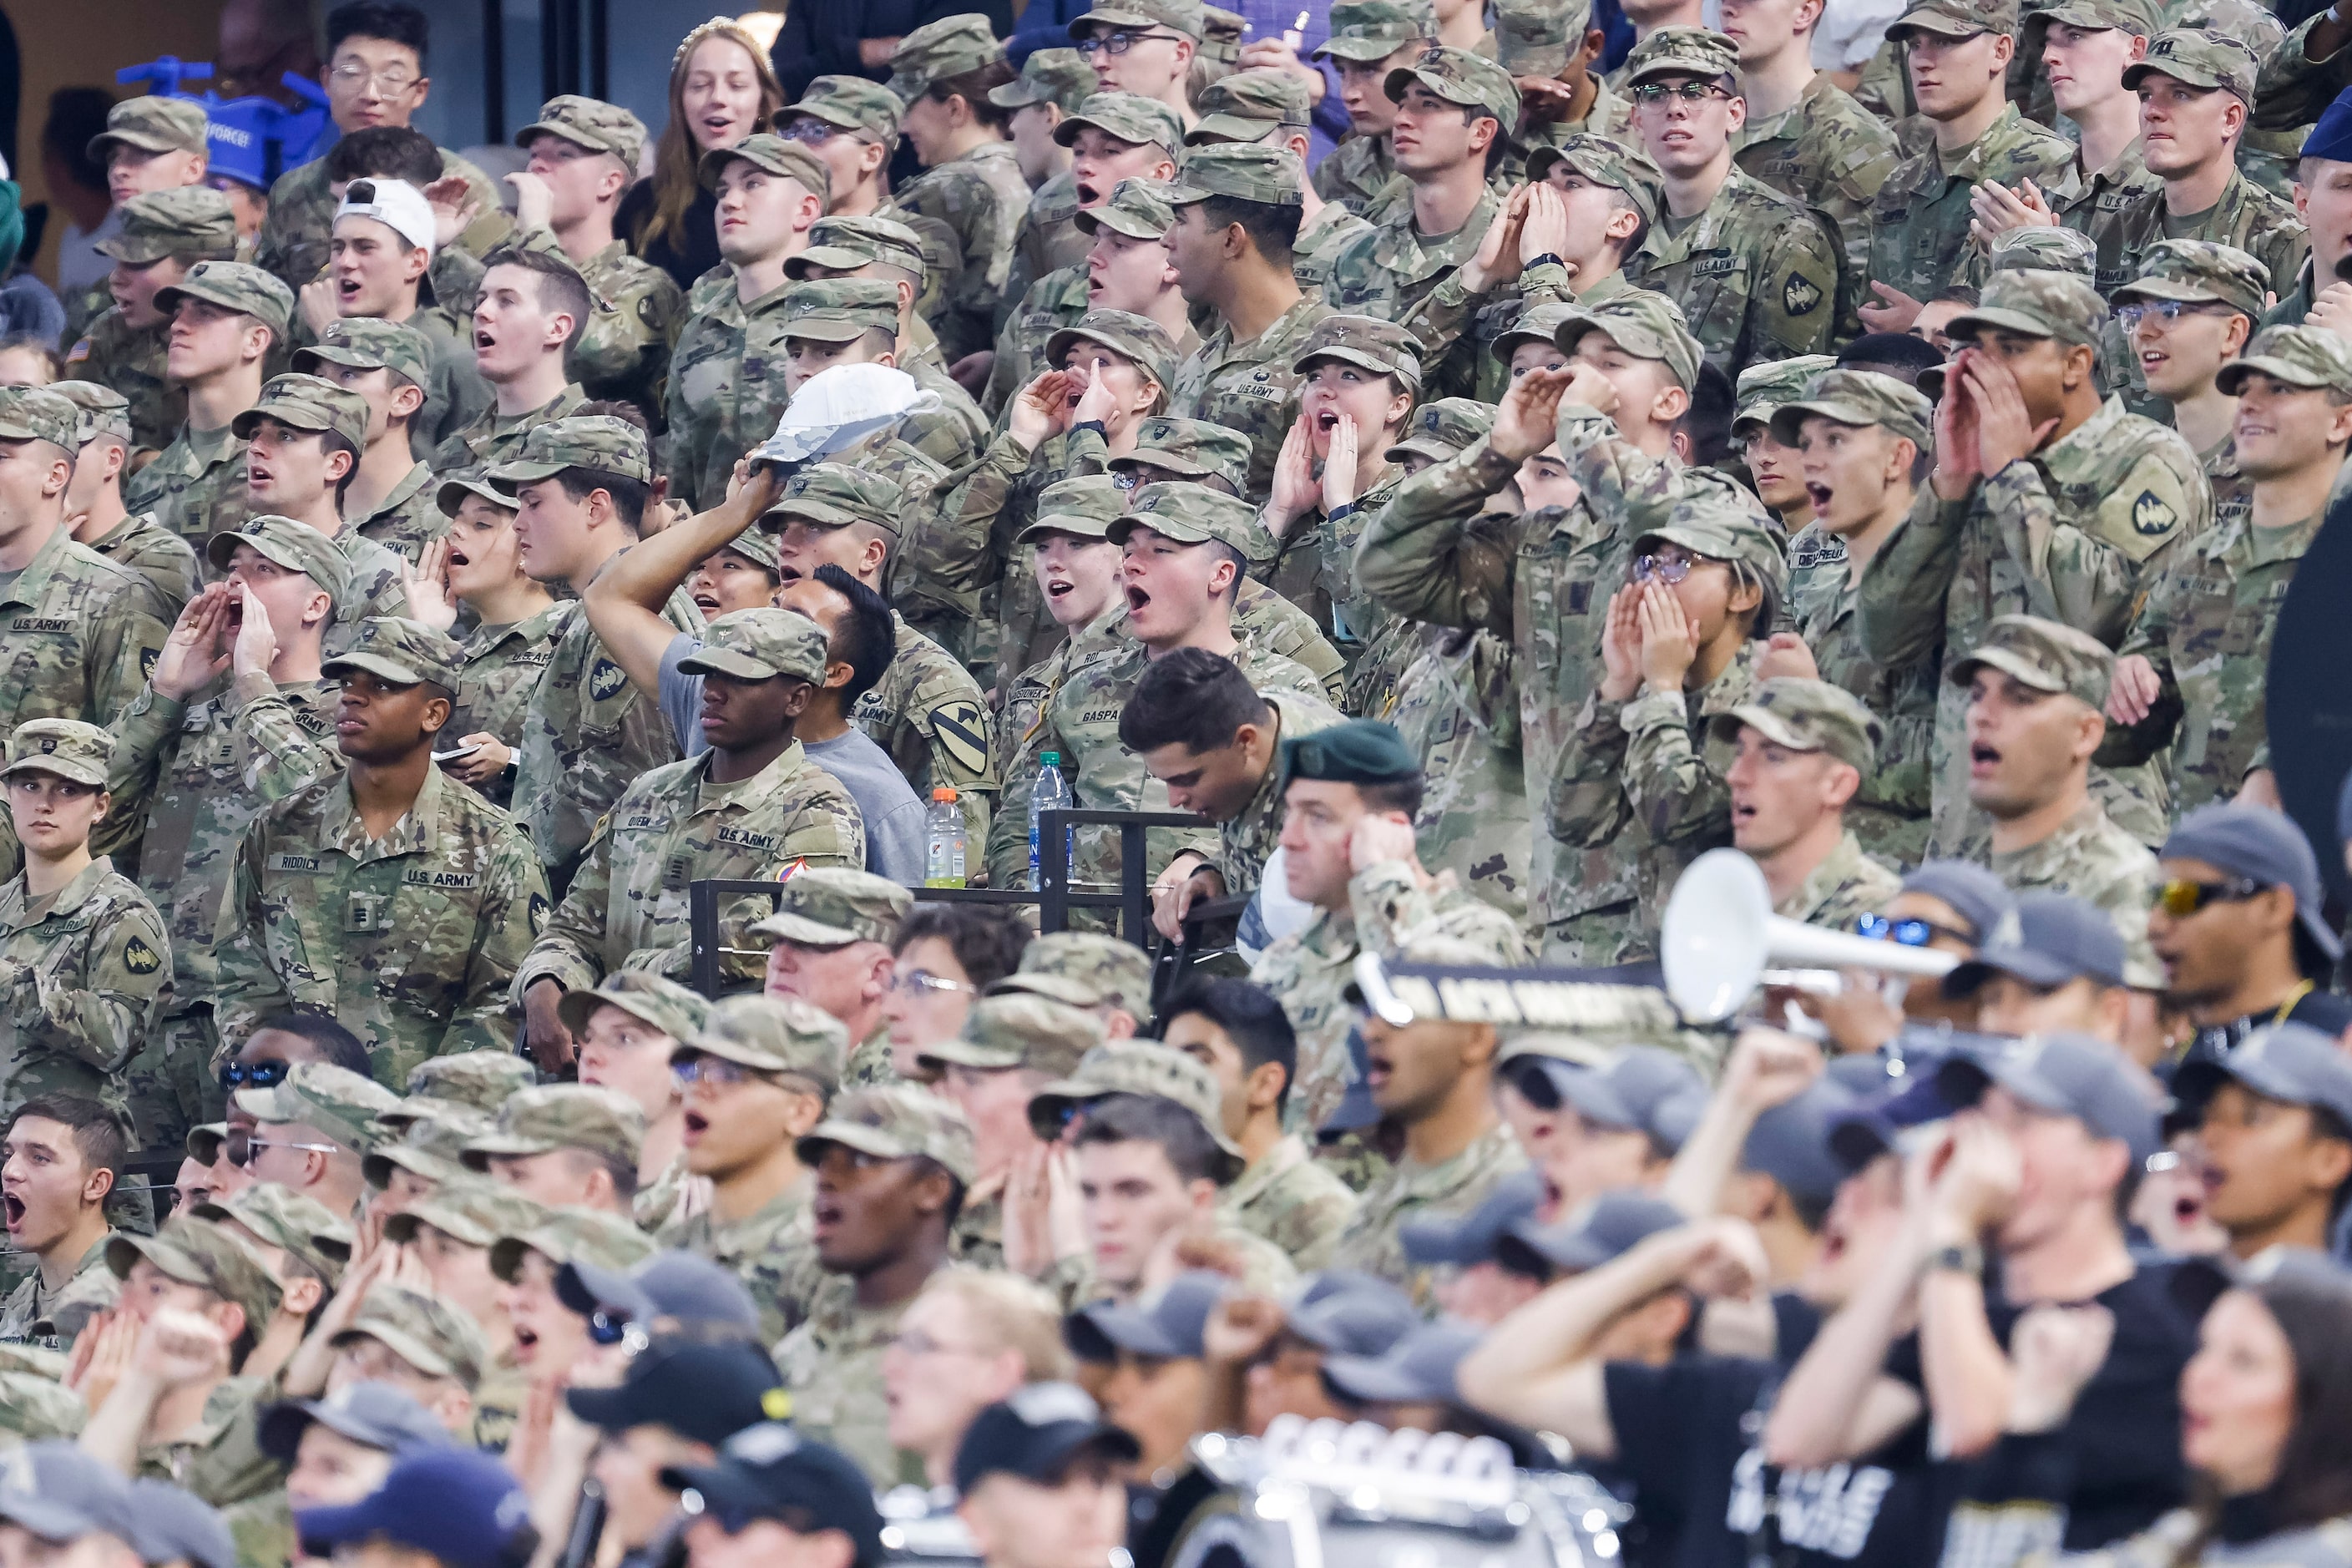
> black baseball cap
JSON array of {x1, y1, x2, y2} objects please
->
[
  {"x1": 1943, "y1": 892, "x2": 2127, "y2": 996},
  {"x1": 1936, "y1": 1032, "x2": 2162, "y2": 1171},
  {"x1": 951, "y1": 1383, "x2": 1142, "y2": 1495},
  {"x1": 2171, "y1": 1022, "x2": 2352, "y2": 1134},
  {"x1": 1498, "y1": 1190, "x2": 1687, "y2": 1276},
  {"x1": 2162, "y1": 802, "x2": 2344, "y2": 971},
  {"x1": 1401, "y1": 1169, "x2": 1545, "y2": 1272},
  {"x1": 1283, "y1": 1272, "x2": 1420, "y2": 1357},
  {"x1": 565, "y1": 1338, "x2": 788, "y2": 1444},
  {"x1": 1321, "y1": 1321, "x2": 1482, "y2": 1407},
  {"x1": 556, "y1": 1250, "x2": 762, "y2": 1336},
  {"x1": 662, "y1": 1423, "x2": 883, "y2": 1565},
  {"x1": 259, "y1": 1382, "x2": 454, "y2": 1466},
  {"x1": 1065, "y1": 1270, "x2": 1223, "y2": 1364}
]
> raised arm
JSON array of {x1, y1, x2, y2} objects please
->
[{"x1": 582, "y1": 467, "x2": 785, "y2": 695}]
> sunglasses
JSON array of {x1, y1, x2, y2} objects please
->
[
  {"x1": 217, "y1": 1059, "x2": 291, "y2": 1093},
  {"x1": 1855, "y1": 913, "x2": 1973, "y2": 948},
  {"x1": 2155, "y1": 876, "x2": 2267, "y2": 918}
]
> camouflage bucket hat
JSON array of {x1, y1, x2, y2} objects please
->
[
  {"x1": 1055, "y1": 92, "x2": 1186, "y2": 152},
  {"x1": 788, "y1": 214, "x2": 929, "y2": 280},
  {"x1": 1317, "y1": 0, "x2": 1435, "y2": 59},
  {"x1": 321, "y1": 617, "x2": 468, "y2": 692},
  {"x1": 460, "y1": 1085, "x2": 647, "y2": 1172},
  {"x1": 1888, "y1": 0, "x2": 2020, "y2": 40},
  {"x1": 96, "y1": 187, "x2": 237, "y2": 263},
  {"x1": 334, "y1": 1284, "x2": 488, "y2": 1388},
  {"x1": 991, "y1": 48, "x2": 1097, "y2": 112},
  {"x1": 1, "y1": 721, "x2": 113, "y2": 788},
  {"x1": 517, "y1": 95, "x2": 650, "y2": 167},
  {"x1": 1045, "y1": 309, "x2": 1181, "y2": 394},
  {"x1": 918, "y1": 993, "x2": 1106, "y2": 1075},
  {"x1": 293, "y1": 316, "x2": 436, "y2": 392},
  {"x1": 231, "y1": 372, "x2": 371, "y2": 448},
  {"x1": 1189, "y1": 68, "x2": 1312, "y2": 143},
  {"x1": 1006, "y1": 930, "x2": 1156, "y2": 1012},
  {"x1": 107, "y1": 1218, "x2": 283, "y2": 1333},
  {"x1": 1112, "y1": 480, "x2": 1272, "y2": 558},
  {"x1": 1114, "y1": 415, "x2": 1254, "y2": 489},
  {"x1": 1948, "y1": 613, "x2": 2115, "y2": 711},
  {"x1": 1293, "y1": 312, "x2": 1424, "y2": 388},
  {"x1": 696, "y1": 134, "x2": 832, "y2": 203},
  {"x1": 1988, "y1": 224, "x2": 2096, "y2": 280},
  {"x1": 1496, "y1": 0, "x2": 1593, "y2": 73},
  {"x1": 675, "y1": 607, "x2": 832, "y2": 684},
  {"x1": 489, "y1": 1208, "x2": 658, "y2": 1284},
  {"x1": 1945, "y1": 267, "x2": 2107, "y2": 352},
  {"x1": 1014, "y1": 473, "x2": 1126, "y2": 545},
  {"x1": 1632, "y1": 475, "x2": 1788, "y2": 596},
  {"x1": 407, "y1": 1051, "x2": 538, "y2": 1114},
  {"x1": 1621, "y1": 25, "x2": 1739, "y2": 83},
  {"x1": 756, "y1": 463, "x2": 907, "y2": 536},
  {"x1": 1385, "y1": 45, "x2": 1522, "y2": 129},
  {"x1": 486, "y1": 413, "x2": 654, "y2": 488},
  {"x1": 1704, "y1": 676, "x2": 1884, "y2": 772},
  {"x1": 748, "y1": 866, "x2": 914, "y2": 948},
  {"x1": 2217, "y1": 325, "x2": 2352, "y2": 396},
  {"x1": 787, "y1": 75, "x2": 908, "y2": 142},
  {"x1": 1167, "y1": 143, "x2": 1306, "y2": 207},
  {"x1": 192, "y1": 1186, "x2": 354, "y2": 1286},
  {"x1": 381, "y1": 1177, "x2": 552, "y2": 1250},
  {"x1": 2112, "y1": 239, "x2": 2268, "y2": 318},
  {"x1": 1075, "y1": 178, "x2": 1181, "y2": 240},
  {"x1": 1731, "y1": 354, "x2": 1838, "y2": 434},
  {"x1": 2122, "y1": 27, "x2": 2258, "y2": 99},
  {"x1": 1070, "y1": 0, "x2": 1208, "y2": 42},
  {"x1": 892, "y1": 14, "x2": 1012, "y2": 98},
  {"x1": 235, "y1": 1060, "x2": 402, "y2": 1152},
  {"x1": 151, "y1": 260, "x2": 296, "y2": 340},
  {"x1": 1768, "y1": 368, "x2": 1934, "y2": 450},
  {"x1": 777, "y1": 276, "x2": 903, "y2": 343},
  {"x1": 1027, "y1": 1040, "x2": 1245, "y2": 1169},
  {"x1": 204, "y1": 514, "x2": 354, "y2": 606},
  {"x1": 50, "y1": 380, "x2": 133, "y2": 447},
  {"x1": 1554, "y1": 289, "x2": 1702, "y2": 392},
  {"x1": 2032, "y1": 0, "x2": 2158, "y2": 32},
  {"x1": 675, "y1": 993, "x2": 849, "y2": 1093},
  {"x1": 797, "y1": 1085, "x2": 979, "y2": 1186},
  {"x1": 90, "y1": 94, "x2": 210, "y2": 159},
  {"x1": 0, "y1": 386, "x2": 86, "y2": 453},
  {"x1": 1387, "y1": 397, "x2": 1497, "y2": 463},
  {"x1": 1524, "y1": 134, "x2": 1662, "y2": 225},
  {"x1": 557, "y1": 969, "x2": 713, "y2": 1041}
]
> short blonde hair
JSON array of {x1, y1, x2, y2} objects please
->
[{"x1": 918, "y1": 1267, "x2": 1074, "y2": 1382}]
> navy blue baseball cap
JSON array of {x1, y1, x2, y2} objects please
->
[
  {"x1": 1401, "y1": 1169, "x2": 1545, "y2": 1271},
  {"x1": 1285, "y1": 1272, "x2": 1420, "y2": 1357},
  {"x1": 0, "y1": 1442, "x2": 140, "y2": 1545},
  {"x1": 1944, "y1": 892, "x2": 2127, "y2": 995},
  {"x1": 1497, "y1": 1189, "x2": 1687, "y2": 1276},
  {"x1": 662, "y1": 1423, "x2": 883, "y2": 1564},
  {"x1": 565, "y1": 1338, "x2": 787, "y2": 1444},
  {"x1": 2172, "y1": 1021, "x2": 2352, "y2": 1133},
  {"x1": 1321, "y1": 1320, "x2": 1483, "y2": 1406},
  {"x1": 260, "y1": 1382, "x2": 454, "y2": 1466},
  {"x1": 2304, "y1": 85, "x2": 2352, "y2": 163},
  {"x1": 1936, "y1": 1032, "x2": 2162, "y2": 1171},
  {"x1": 127, "y1": 1481, "x2": 234, "y2": 1568},
  {"x1": 296, "y1": 1448, "x2": 537, "y2": 1568},
  {"x1": 1065, "y1": 1270, "x2": 1224, "y2": 1363},
  {"x1": 1742, "y1": 1075, "x2": 1864, "y2": 1211},
  {"x1": 1506, "y1": 1045, "x2": 1707, "y2": 1151},
  {"x1": 2162, "y1": 802, "x2": 2343, "y2": 969},
  {"x1": 951, "y1": 1383, "x2": 1141, "y2": 1494}
]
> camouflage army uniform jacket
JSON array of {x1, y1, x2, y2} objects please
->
[
  {"x1": 1328, "y1": 1120, "x2": 1528, "y2": 1298},
  {"x1": 432, "y1": 233, "x2": 688, "y2": 418},
  {"x1": 1788, "y1": 524, "x2": 1937, "y2": 866},
  {"x1": 323, "y1": 529, "x2": 422, "y2": 660},
  {"x1": 82, "y1": 513, "x2": 200, "y2": 612},
  {"x1": 123, "y1": 425, "x2": 250, "y2": 553},
  {"x1": 1262, "y1": 468, "x2": 1404, "y2": 646},
  {"x1": 1312, "y1": 134, "x2": 1396, "y2": 215},
  {"x1": 1856, "y1": 398, "x2": 2210, "y2": 852},
  {"x1": 658, "y1": 1182, "x2": 817, "y2": 1344},
  {"x1": 1172, "y1": 293, "x2": 1334, "y2": 501},
  {"x1": 1224, "y1": 1134, "x2": 1361, "y2": 1271},
  {"x1": 0, "y1": 857, "x2": 169, "y2": 1110},
  {"x1": 1323, "y1": 184, "x2": 1505, "y2": 323},
  {"x1": 2043, "y1": 142, "x2": 2164, "y2": 294},
  {"x1": 255, "y1": 149, "x2": 504, "y2": 290},
  {"x1": 136, "y1": 1375, "x2": 275, "y2": 1507},
  {"x1": 0, "y1": 524, "x2": 173, "y2": 734},
  {"x1": 449, "y1": 603, "x2": 566, "y2": 811},
  {"x1": 979, "y1": 264, "x2": 1090, "y2": 422},
  {"x1": 1400, "y1": 258, "x2": 1579, "y2": 406},
  {"x1": 1294, "y1": 203, "x2": 1379, "y2": 293},
  {"x1": 1237, "y1": 581, "x2": 1349, "y2": 707},
  {"x1": 989, "y1": 604, "x2": 1125, "y2": 890},
  {"x1": 220, "y1": 1490, "x2": 295, "y2": 1568},
  {"x1": 0, "y1": 1237, "x2": 111, "y2": 1348},
  {"x1": 351, "y1": 463, "x2": 443, "y2": 560},
  {"x1": 775, "y1": 1283, "x2": 924, "y2": 1489},
  {"x1": 516, "y1": 741, "x2": 865, "y2": 997},
  {"x1": 1376, "y1": 620, "x2": 1533, "y2": 923},
  {"x1": 665, "y1": 273, "x2": 804, "y2": 513},
  {"x1": 1780, "y1": 830, "x2": 1902, "y2": 935},
  {"x1": 899, "y1": 419, "x2": 1085, "y2": 655},
  {"x1": 2099, "y1": 171, "x2": 2309, "y2": 306},
  {"x1": 886, "y1": 141, "x2": 1033, "y2": 363},
  {"x1": 1732, "y1": 73, "x2": 1902, "y2": 335},
  {"x1": 68, "y1": 309, "x2": 181, "y2": 458},
  {"x1": 513, "y1": 587, "x2": 703, "y2": 896},
  {"x1": 1625, "y1": 171, "x2": 1841, "y2": 374},
  {"x1": 1980, "y1": 797, "x2": 2162, "y2": 988},
  {"x1": 853, "y1": 613, "x2": 996, "y2": 857},
  {"x1": 1215, "y1": 688, "x2": 1348, "y2": 900},
  {"x1": 429, "y1": 385, "x2": 589, "y2": 483},
  {"x1": 211, "y1": 766, "x2": 550, "y2": 1087},
  {"x1": 1867, "y1": 104, "x2": 2083, "y2": 306},
  {"x1": 1002, "y1": 170, "x2": 1089, "y2": 330},
  {"x1": 1252, "y1": 857, "x2": 1533, "y2": 1139}
]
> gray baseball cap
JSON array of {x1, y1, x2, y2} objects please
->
[
  {"x1": 1498, "y1": 1190, "x2": 1687, "y2": 1276},
  {"x1": 1935, "y1": 1033, "x2": 2162, "y2": 1172},
  {"x1": 1505, "y1": 1044, "x2": 1708, "y2": 1151},
  {"x1": 2172, "y1": 1022, "x2": 2352, "y2": 1135},
  {"x1": 2160, "y1": 802, "x2": 2344, "y2": 967},
  {"x1": 1943, "y1": 892, "x2": 2128, "y2": 995}
]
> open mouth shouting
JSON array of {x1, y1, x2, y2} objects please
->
[
  {"x1": 1969, "y1": 739, "x2": 2001, "y2": 780},
  {"x1": 1805, "y1": 481, "x2": 1834, "y2": 512}
]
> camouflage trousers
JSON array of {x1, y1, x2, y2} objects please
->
[
  {"x1": 1539, "y1": 903, "x2": 1649, "y2": 967},
  {"x1": 125, "y1": 1006, "x2": 225, "y2": 1158}
]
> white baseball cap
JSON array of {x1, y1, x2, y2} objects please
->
[{"x1": 334, "y1": 177, "x2": 436, "y2": 257}]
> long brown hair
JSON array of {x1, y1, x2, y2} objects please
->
[{"x1": 636, "y1": 19, "x2": 786, "y2": 259}]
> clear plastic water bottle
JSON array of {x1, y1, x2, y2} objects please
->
[
  {"x1": 1029, "y1": 753, "x2": 1073, "y2": 883},
  {"x1": 924, "y1": 787, "x2": 966, "y2": 888}
]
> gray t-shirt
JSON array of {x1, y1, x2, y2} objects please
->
[{"x1": 660, "y1": 633, "x2": 928, "y2": 884}]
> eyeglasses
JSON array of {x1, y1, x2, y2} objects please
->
[
  {"x1": 2156, "y1": 875, "x2": 2268, "y2": 918},
  {"x1": 1631, "y1": 549, "x2": 1702, "y2": 585},
  {"x1": 1856, "y1": 913, "x2": 1973, "y2": 948},
  {"x1": 235, "y1": 1136, "x2": 340, "y2": 1166},
  {"x1": 1630, "y1": 80, "x2": 1733, "y2": 104},
  {"x1": 674, "y1": 1056, "x2": 763, "y2": 1087},
  {"x1": 1075, "y1": 28, "x2": 1183, "y2": 53},
  {"x1": 2113, "y1": 299, "x2": 2228, "y2": 329},
  {"x1": 328, "y1": 61, "x2": 420, "y2": 92},
  {"x1": 218, "y1": 1060, "x2": 291, "y2": 1092},
  {"x1": 890, "y1": 969, "x2": 977, "y2": 999},
  {"x1": 888, "y1": 1328, "x2": 983, "y2": 1358},
  {"x1": 776, "y1": 119, "x2": 837, "y2": 144}
]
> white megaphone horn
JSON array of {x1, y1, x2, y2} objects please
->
[{"x1": 1662, "y1": 847, "x2": 1959, "y2": 1024}]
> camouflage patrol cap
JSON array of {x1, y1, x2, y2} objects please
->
[
  {"x1": 1985, "y1": 225, "x2": 2095, "y2": 283},
  {"x1": 1621, "y1": 25, "x2": 1740, "y2": 83},
  {"x1": 1387, "y1": 396, "x2": 1497, "y2": 463},
  {"x1": 0, "y1": 387, "x2": 84, "y2": 455},
  {"x1": 797, "y1": 1085, "x2": 979, "y2": 1185},
  {"x1": 675, "y1": 993, "x2": 849, "y2": 1093},
  {"x1": 556, "y1": 969, "x2": 713, "y2": 1042},
  {"x1": 756, "y1": 463, "x2": 907, "y2": 536},
  {"x1": 460, "y1": 1085, "x2": 647, "y2": 1172},
  {"x1": 489, "y1": 1207, "x2": 658, "y2": 1284},
  {"x1": 203, "y1": 514, "x2": 354, "y2": 606},
  {"x1": 1055, "y1": 92, "x2": 1186, "y2": 153},
  {"x1": 90, "y1": 95, "x2": 211, "y2": 160},
  {"x1": 0, "y1": 1373, "x2": 86, "y2": 1443},
  {"x1": 1112, "y1": 480, "x2": 1271, "y2": 557},
  {"x1": 1166, "y1": 143, "x2": 1306, "y2": 208},
  {"x1": 1189, "y1": 68, "x2": 1313, "y2": 144},
  {"x1": 1318, "y1": 0, "x2": 1435, "y2": 58},
  {"x1": 1, "y1": 721, "x2": 114, "y2": 789},
  {"x1": 382, "y1": 1176, "x2": 552, "y2": 1249},
  {"x1": 95, "y1": 187, "x2": 236, "y2": 263},
  {"x1": 235, "y1": 1060, "x2": 402, "y2": 1152},
  {"x1": 1496, "y1": 0, "x2": 1594, "y2": 74},
  {"x1": 294, "y1": 316, "x2": 437, "y2": 392},
  {"x1": 1524, "y1": 134, "x2": 1662, "y2": 225},
  {"x1": 1202, "y1": 6, "x2": 1246, "y2": 63},
  {"x1": 0, "y1": 1344, "x2": 67, "y2": 1383},
  {"x1": 231, "y1": 373, "x2": 371, "y2": 448},
  {"x1": 107, "y1": 1217, "x2": 283, "y2": 1333},
  {"x1": 1946, "y1": 267, "x2": 2107, "y2": 352},
  {"x1": 1385, "y1": 45, "x2": 1521, "y2": 129},
  {"x1": 517, "y1": 95, "x2": 650, "y2": 167},
  {"x1": 2122, "y1": 27, "x2": 2258, "y2": 99},
  {"x1": 321, "y1": 617, "x2": 468, "y2": 692},
  {"x1": 786, "y1": 76, "x2": 907, "y2": 145},
  {"x1": 918, "y1": 993, "x2": 1106, "y2": 1075},
  {"x1": 1731, "y1": 355, "x2": 1837, "y2": 435},
  {"x1": 892, "y1": 14, "x2": 1012, "y2": 99},
  {"x1": 695, "y1": 134, "x2": 831, "y2": 203},
  {"x1": 1706, "y1": 676, "x2": 1884, "y2": 771},
  {"x1": 999, "y1": 931, "x2": 1156, "y2": 1012},
  {"x1": 1949, "y1": 613, "x2": 2115, "y2": 711},
  {"x1": 29, "y1": 1267, "x2": 121, "y2": 1344},
  {"x1": 2113, "y1": 240, "x2": 2268, "y2": 319},
  {"x1": 49, "y1": 381, "x2": 132, "y2": 447},
  {"x1": 776, "y1": 276, "x2": 903, "y2": 342},
  {"x1": 150, "y1": 260, "x2": 296, "y2": 340},
  {"x1": 407, "y1": 1051, "x2": 538, "y2": 1114},
  {"x1": 1014, "y1": 473, "x2": 1126, "y2": 545},
  {"x1": 1071, "y1": 0, "x2": 1207, "y2": 42},
  {"x1": 991, "y1": 48, "x2": 1098, "y2": 113},
  {"x1": 675, "y1": 606, "x2": 832, "y2": 683},
  {"x1": 192, "y1": 1185, "x2": 354, "y2": 1286},
  {"x1": 1554, "y1": 289, "x2": 1703, "y2": 392},
  {"x1": 1293, "y1": 312, "x2": 1424, "y2": 389},
  {"x1": 1631, "y1": 472, "x2": 1788, "y2": 596},
  {"x1": 185, "y1": 1124, "x2": 230, "y2": 1166},
  {"x1": 748, "y1": 867, "x2": 914, "y2": 948},
  {"x1": 2218, "y1": 324, "x2": 2352, "y2": 396},
  {"x1": 2033, "y1": 0, "x2": 2159, "y2": 33},
  {"x1": 1045, "y1": 308, "x2": 1181, "y2": 393},
  {"x1": 333, "y1": 1284, "x2": 488, "y2": 1388},
  {"x1": 1112, "y1": 415, "x2": 1254, "y2": 489},
  {"x1": 486, "y1": 413, "x2": 655, "y2": 488},
  {"x1": 788, "y1": 215, "x2": 929, "y2": 280},
  {"x1": 1768, "y1": 368, "x2": 1934, "y2": 450},
  {"x1": 1887, "y1": 0, "x2": 2020, "y2": 40},
  {"x1": 1026, "y1": 1040, "x2": 1245, "y2": 1168},
  {"x1": 362, "y1": 1104, "x2": 496, "y2": 1190},
  {"x1": 1075, "y1": 178, "x2": 1181, "y2": 240}
]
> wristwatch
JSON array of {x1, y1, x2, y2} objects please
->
[
  {"x1": 1525, "y1": 252, "x2": 1566, "y2": 271},
  {"x1": 1926, "y1": 1242, "x2": 1986, "y2": 1277}
]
